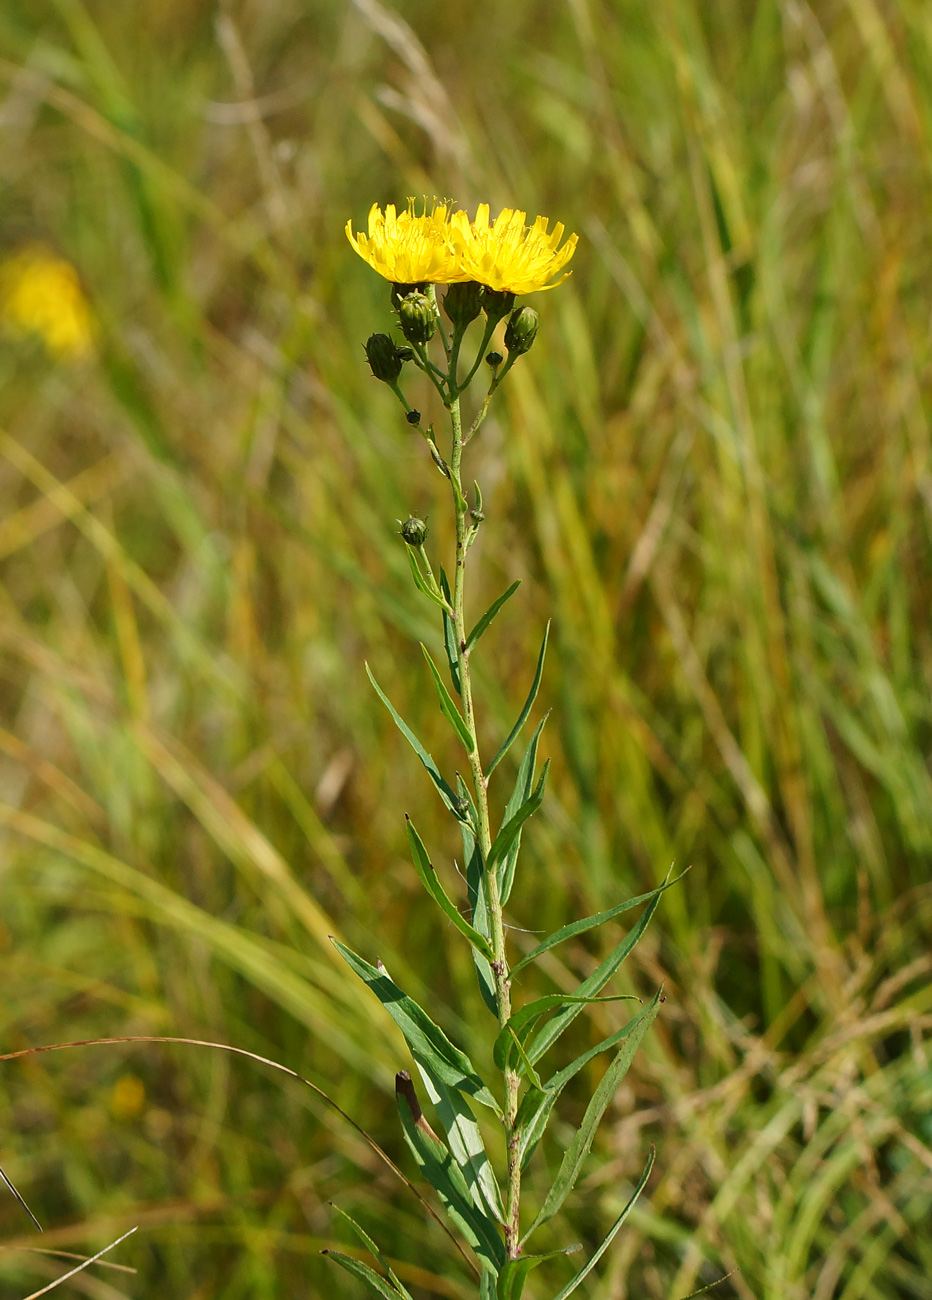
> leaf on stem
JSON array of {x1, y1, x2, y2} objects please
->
[
  {"x1": 487, "y1": 622, "x2": 550, "y2": 776},
  {"x1": 463, "y1": 820, "x2": 498, "y2": 1017},
  {"x1": 397, "y1": 1076, "x2": 507, "y2": 1272},
  {"x1": 518, "y1": 994, "x2": 662, "y2": 1169},
  {"x1": 328, "y1": 1205, "x2": 414, "y2": 1300},
  {"x1": 496, "y1": 1247, "x2": 582, "y2": 1300},
  {"x1": 406, "y1": 548, "x2": 452, "y2": 615},
  {"x1": 486, "y1": 762, "x2": 548, "y2": 885},
  {"x1": 498, "y1": 715, "x2": 549, "y2": 904},
  {"x1": 492, "y1": 991, "x2": 638, "y2": 1074},
  {"x1": 544, "y1": 1148, "x2": 655, "y2": 1298},
  {"x1": 421, "y1": 644, "x2": 475, "y2": 752},
  {"x1": 521, "y1": 1002, "x2": 661, "y2": 1239},
  {"x1": 321, "y1": 1250, "x2": 406, "y2": 1300},
  {"x1": 365, "y1": 664, "x2": 460, "y2": 814},
  {"x1": 332, "y1": 939, "x2": 501, "y2": 1114},
  {"x1": 416, "y1": 1063, "x2": 505, "y2": 1224},
  {"x1": 526, "y1": 885, "x2": 666, "y2": 1065},
  {"x1": 440, "y1": 568, "x2": 461, "y2": 694},
  {"x1": 405, "y1": 817, "x2": 494, "y2": 960},
  {"x1": 465, "y1": 580, "x2": 521, "y2": 651},
  {"x1": 511, "y1": 872, "x2": 685, "y2": 976}
]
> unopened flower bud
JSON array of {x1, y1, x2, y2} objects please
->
[
  {"x1": 443, "y1": 281, "x2": 484, "y2": 327},
  {"x1": 486, "y1": 351, "x2": 503, "y2": 367},
  {"x1": 391, "y1": 281, "x2": 426, "y2": 310},
  {"x1": 396, "y1": 345, "x2": 415, "y2": 362},
  {"x1": 482, "y1": 289, "x2": 516, "y2": 322},
  {"x1": 406, "y1": 409, "x2": 421, "y2": 425},
  {"x1": 397, "y1": 292, "x2": 436, "y2": 344},
  {"x1": 364, "y1": 333, "x2": 403, "y2": 382},
  {"x1": 400, "y1": 516, "x2": 428, "y2": 547},
  {"x1": 504, "y1": 306, "x2": 539, "y2": 356}
]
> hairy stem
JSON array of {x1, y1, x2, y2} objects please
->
[{"x1": 447, "y1": 393, "x2": 522, "y2": 1259}]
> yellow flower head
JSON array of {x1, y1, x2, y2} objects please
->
[
  {"x1": 0, "y1": 244, "x2": 95, "y2": 360},
  {"x1": 447, "y1": 205, "x2": 578, "y2": 294},
  {"x1": 346, "y1": 200, "x2": 469, "y2": 285}
]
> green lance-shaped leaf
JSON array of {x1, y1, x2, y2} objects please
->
[
  {"x1": 480, "y1": 1268, "x2": 497, "y2": 1300},
  {"x1": 492, "y1": 992, "x2": 638, "y2": 1074},
  {"x1": 518, "y1": 994, "x2": 662, "y2": 1169},
  {"x1": 440, "y1": 568, "x2": 461, "y2": 694},
  {"x1": 499, "y1": 714, "x2": 548, "y2": 905},
  {"x1": 396, "y1": 1074, "x2": 506, "y2": 1272},
  {"x1": 416, "y1": 1062, "x2": 505, "y2": 1224},
  {"x1": 496, "y1": 1247, "x2": 582, "y2": 1300},
  {"x1": 486, "y1": 761, "x2": 549, "y2": 891},
  {"x1": 328, "y1": 1205, "x2": 413, "y2": 1300},
  {"x1": 321, "y1": 1250, "x2": 405, "y2": 1300},
  {"x1": 545, "y1": 1148, "x2": 655, "y2": 1299},
  {"x1": 421, "y1": 644, "x2": 475, "y2": 752},
  {"x1": 527, "y1": 884, "x2": 666, "y2": 1065},
  {"x1": 405, "y1": 817, "x2": 494, "y2": 960},
  {"x1": 487, "y1": 622, "x2": 550, "y2": 776},
  {"x1": 463, "y1": 819, "x2": 498, "y2": 1017},
  {"x1": 522, "y1": 996, "x2": 662, "y2": 1240},
  {"x1": 332, "y1": 939, "x2": 501, "y2": 1114},
  {"x1": 466, "y1": 580, "x2": 521, "y2": 651},
  {"x1": 365, "y1": 663, "x2": 460, "y2": 814},
  {"x1": 405, "y1": 546, "x2": 451, "y2": 616},
  {"x1": 511, "y1": 871, "x2": 684, "y2": 977}
]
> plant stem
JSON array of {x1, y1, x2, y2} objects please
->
[{"x1": 447, "y1": 393, "x2": 523, "y2": 1259}]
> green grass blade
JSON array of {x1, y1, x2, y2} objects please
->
[
  {"x1": 365, "y1": 662, "x2": 460, "y2": 813},
  {"x1": 321, "y1": 1250, "x2": 405, "y2": 1300},
  {"x1": 486, "y1": 762, "x2": 549, "y2": 880},
  {"x1": 499, "y1": 714, "x2": 549, "y2": 905},
  {"x1": 329, "y1": 1205, "x2": 414, "y2": 1300},
  {"x1": 421, "y1": 644, "x2": 475, "y2": 752},
  {"x1": 396, "y1": 1080, "x2": 506, "y2": 1272},
  {"x1": 405, "y1": 816, "x2": 494, "y2": 960},
  {"x1": 527, "y1": 886, "x2": 666, "y2": 1064},
  {"x1": 487, "y1": 622, "x2": 550, "y2": 776},
  {"x1": 416, "y1": 1064, "x2": 505, "y2": 1225},
  {"x1": 332, "y1": 939, "x2": 501, "y2": 1114},
  {"x1": 522, "y1": 1001, "x2": 661, "y2": 1240},
  {"x1": 511, "y1": 872, "x2": 683, "y2": 976},
  {"x1": 466, "y1": 580, "x2": 521, "y2": 651}
]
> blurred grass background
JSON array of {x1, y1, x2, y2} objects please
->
[{"x1": 0, "y1": 0, "x2": 930, "y2": 1296}]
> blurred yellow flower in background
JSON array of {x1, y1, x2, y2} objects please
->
[
  {"x1": 448, "y1": 205, "x2": 577, "y2": 294},
  {"x1": 0, "y1": 244, "x2": 95, "y2": 361},
  {"x1": 345, "y1": 200, "x2": 469, "y2": 285}
]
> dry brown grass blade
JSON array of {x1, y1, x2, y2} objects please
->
[{"x1": 17, "y1": 1227, "x2": 137, "y2": 1300}]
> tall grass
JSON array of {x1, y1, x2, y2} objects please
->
[{"x1": 0, "y1": 0, "x2": 930, "y2": 1296}]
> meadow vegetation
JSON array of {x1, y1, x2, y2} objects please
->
[{"x1": 0, "y1": 1, "x2": 930, "y2": 1297}]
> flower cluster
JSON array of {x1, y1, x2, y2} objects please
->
[{"x1": 346, "y1": 199, "x2": 577, "y2": 295}]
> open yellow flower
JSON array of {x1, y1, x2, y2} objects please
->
[
  {"x1": 345, "y1": 200, "x2": 468, "y2": 285},
  {"x1": 0, "y1": 244, "x2": 95, "y2": 360},
  {"x1": 447, "y1": 205, "x2": 577, "y2": 294}
]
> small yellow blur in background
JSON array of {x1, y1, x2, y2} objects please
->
[{"x1": 0, "y1": 244, "x2": 95, "y2": 361}]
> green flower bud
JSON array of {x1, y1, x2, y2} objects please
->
[
  {"x1": 364, "y1": 333, "x2": 403, "y2": 383},
  {"x1": 443, "y1": 281, "x2": 484, "y2": 327},
  {"x1": 391, "y1": 281, "x2": 426, "y2": 310},
  {"x1": 400, "y1": 516, "x2": 428, "y2": 546},
  {"x1": 486, "y1": 351, "x2": 503, "y2": 367},
  {"x1": 482, "y1": 289, "x2": 516, "y2": 322},
  {"x1": 504, "y1": 306, "x2": 539, "y2": 356},
  {"x1": 396, "y1": 345, "x2": 415, "y2": 362},
  {"x1": 397, "y1": 292, "x2": 436, "y2": 344}
]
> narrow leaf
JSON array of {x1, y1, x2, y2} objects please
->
[
  {"x1": 440, "y1": 568, "x2": 461, "y2": 694},
  {"x1": 421, "y1": 644, "x2": 474, "y2": 752},
  {"x1": 322, "y1": 1251, "x2": 403, "y2": 1300},
  {"x1": 545, "y1": 1148, "x2": 655, "y2": 1298},
  {"x1": 505, "y1": 1026, "x2": 543, "y2": 1090},
  {"x1": 463, "y1": 820, "x2": 498, "y2": 1017},
  {"x1": 330, "y1": 1205, "x2": 413, "y2": 1300},
  {"x1": 499, "y1": 714, "x2": 548, "y2": 905},
  {"x1": 487, "y1": 622, "x2": 550, "y2": 776},
  {"x1": 493, "y1": 992, "x2": 638, "y2": 1073},
  {"x1": 406, "y1": 818, "x2": 494, "y2": 960},
  {"x1": 486, "y1": 763, "x2": 548, "y2": 880},
  {"x1": 527, "y1": 886, "x2": 666, "y2": 1064},
  {"x1": 523, "y1": 996, "x2": 661, "y2": 1237},
  {"x1": 511, "y1": 872, "x2": 684, "y2": 977},
  {"x1": 332, "y1": 939, "x2": 500, "y2": 1114},
  {"x1": 497, "y1": 1248, "x2": 582, "y2": 1300},
  {"x1": 519, "y1": 995, "x2": 662, "y2": 1169},
  {"x1": 480, "y1": 1269, "x2": 497, "y2": 1300},
  {"x1": 406, "y1": 547, "x2": 450, "y2": 614},
  {"x1": 397, "y1": 1081, "x2": 506, "y2": 1271},
  {"x1": 365, "y1": 664, "x2": 459, "y2": 813},
  {"x1": 416, "y1": 1063, "x2": 505, "y2": 1224},
  {"x1": 466, "y1": 580, "x2": 521, "y2": 651}
]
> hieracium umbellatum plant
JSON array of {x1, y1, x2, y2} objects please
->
[{"x1": 330, "y1": 199, "x2": 675, "y2": 1300}]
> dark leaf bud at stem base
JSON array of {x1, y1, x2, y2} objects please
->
[
  {"x1": 397, "y1": 292, "x2": 436, "y2": 344},
  {"x1": 504, "y1": 306, "x2": 539, "y2": 355},
  {"x1": 400, "y1": 516, "x2": 429, "y2": 546},
  {"x1": 486, "y1": 351, "x2": 504, "y2": 367},
  {"x1": 364, "y1": 333, "x2": 404, "y2": 382}
]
